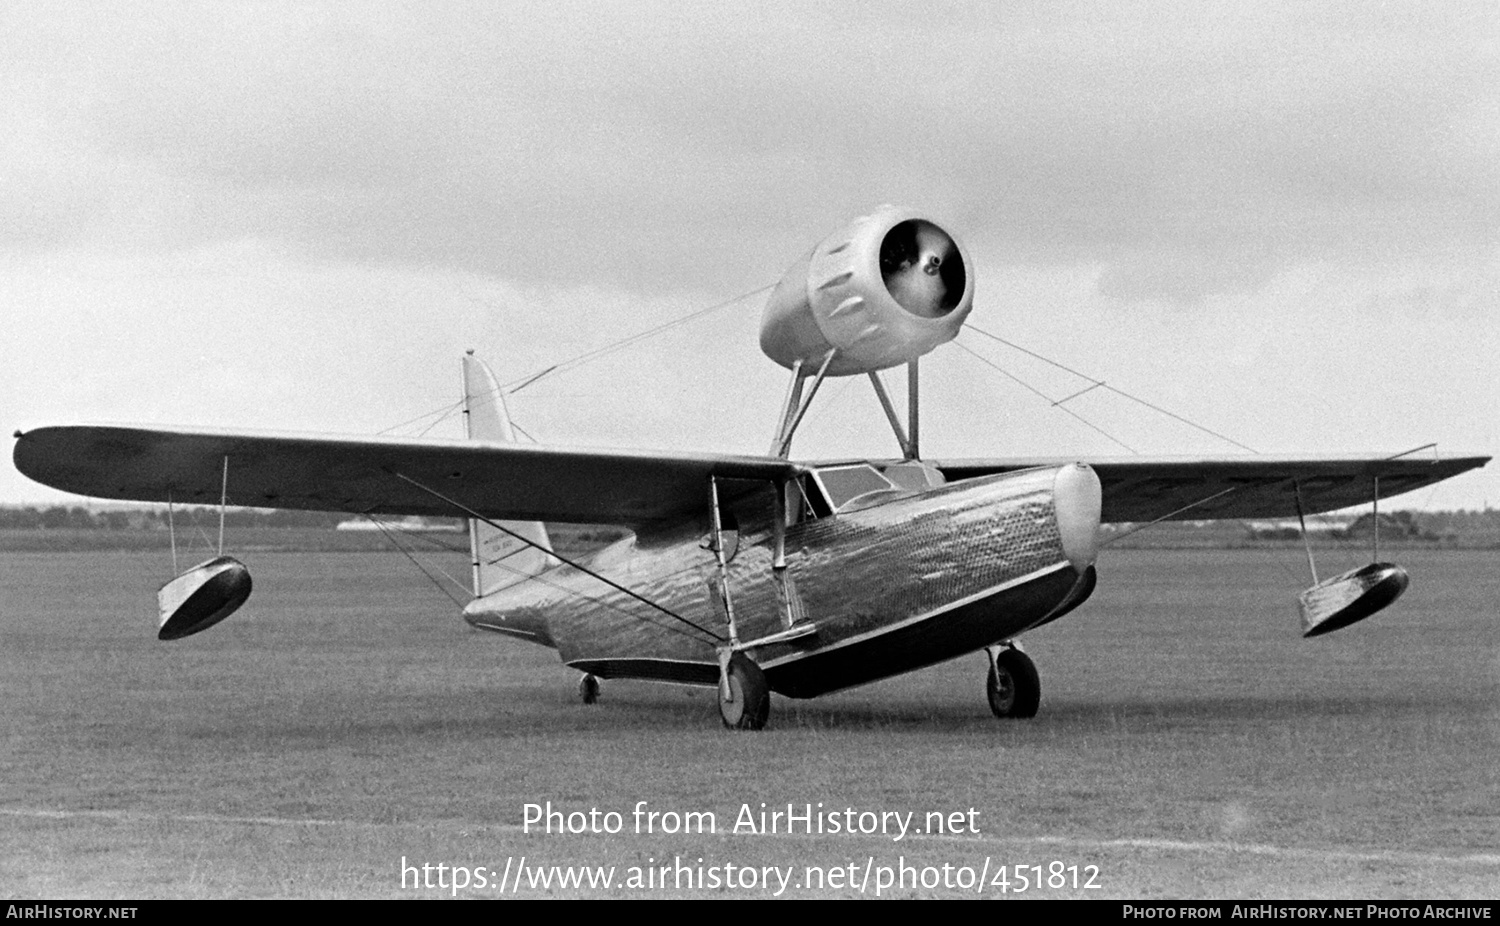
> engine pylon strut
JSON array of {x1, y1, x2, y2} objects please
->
[{"x1": 770, "y1": 352, "x2": 924, "y2": 462}]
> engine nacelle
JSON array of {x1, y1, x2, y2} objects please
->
[{"x1": 760, "y1": 206, "x2": 974, "y2": 376}]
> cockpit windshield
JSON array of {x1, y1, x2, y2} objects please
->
[{"x1": 813, "y1": 464, "x2": 900, "y2": 512}]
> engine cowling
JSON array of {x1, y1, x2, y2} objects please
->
[{"x1": 760, "y1": 205, "x2": 974, "y2": 376}]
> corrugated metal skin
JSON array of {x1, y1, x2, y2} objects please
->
[{"x1": 466, "y1": 466, "x2": 1077, "y2": 694}]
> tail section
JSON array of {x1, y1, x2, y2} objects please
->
[{"x1": 462, "y1": 352, "x2": 556, "y2": 597}]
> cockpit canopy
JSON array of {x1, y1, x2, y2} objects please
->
[
  {"x1": 795, "y1": 461, "x2": 946, "y2": 518},
  {"x1": 814, "y1": 464, "x2": 899, "y2": 512}
]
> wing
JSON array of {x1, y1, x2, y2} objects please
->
[
  {"x1": 13, "y1": 425, "x2": 805, "y2": 526},
  {"x1": 932, "y1": 453, "x2": 1490, "y2": 523}
]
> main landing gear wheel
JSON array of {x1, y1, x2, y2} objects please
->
[
  {"x1": 578, "y1": 673, "x2": 600, "y2": 705},
  {"x1": 987, "y1": 646, "x2": 1040, "y2": 719},
  {"x1": 718, "y1": 653, "x2": 770, "y2": 731}
]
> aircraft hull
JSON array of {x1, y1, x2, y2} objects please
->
[
  {"x1": 466, "y1": 465, "x2": 1097, "y2": 698},
  {"x1": 766, "y1": 562, "x2": 1084, "y2": 697}
]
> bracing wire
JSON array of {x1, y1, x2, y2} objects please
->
[
  {"x1": 964, "y1": 323, "x2": 1257, "y2": 453},
  {"x1": 500, "y1": 284, "x2": 773, "y2": 395},
  {"x1": 953, "y1": 339, "x2": 1138, "y2": 453},
  {"x1": 490, "y1": 561, "x2": 720, "y2": 647},
  {"x1": 181, "y1": 505, "x2": 218, "y2": 559},
  {"x1": 377, "y1": 400, "x2": 465, "y2": 437},
  {"x1": 415, "y1": 405, "x2": 464, "y2": 439},
  {"x1": 796, "y1": 375, "x2": 859, "y2": 433},
  {"x1": 166, "y1": 493, "x2": 178, "y2": 575},
  {"x1": 370, "y1": 283, "x2": 773, "y2": 442},
  {"x1": 363, "y1": 515, "x2": 469, "y2": 610},
  {"x1": 956, "y1": 323, "x2": 1356, "y2": 580},
  {"x1": 960, "y1": 319, "x2": 1404, "y2": 576},
  {"x1": 385, "y1": 523, "x2": 718, "y2": 646},
  {"x1": 370, "y1": 519, "x2": 473, "y2": 595},
  {"x1": 352, "y1": 283, "x2": 777, "y2": 643},
  {"x1": 391, "y1": 471, "x2": 727, "y2": 643}
]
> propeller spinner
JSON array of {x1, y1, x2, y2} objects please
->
[{"x1": 879, "y1": 219, "x2": 965, "y2": 319}]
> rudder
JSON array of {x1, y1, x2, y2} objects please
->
[{"x1": 462, "y1": 353, "x2": 556, "y2": 597}]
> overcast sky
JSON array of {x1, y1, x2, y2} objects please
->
[{"x1": 4, "y1": 1, "x2": 1497, "y2": 509}]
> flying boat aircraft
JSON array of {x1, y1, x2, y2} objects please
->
[{"x1": 12, "y1": 206, "x2": 1489, "y2": 729}]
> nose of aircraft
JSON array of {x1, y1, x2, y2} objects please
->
[{"x1": 1053, "y1": 463, "x2": 1102, "y2": 573}]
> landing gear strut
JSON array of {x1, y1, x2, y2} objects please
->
[
  {"x1": 707, "y1": 474, "x2": 775, "y2": 731},
  {"x1": 986, "y1": 644, "x2": 1040, "y2": 719},
  {"x1": 718, "y1": 653, "x2": 770, "y2": 730},
  {"x1": 578, "y1": 673, "x2": 600, "y2": 705}
]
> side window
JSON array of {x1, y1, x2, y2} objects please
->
[{"x1": 789, "y1": 475, "x2": 832, "y2": 522}]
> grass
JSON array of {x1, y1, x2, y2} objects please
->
[{"x1": 0, "y1": 547, "x2": 1495, "y2": 898}]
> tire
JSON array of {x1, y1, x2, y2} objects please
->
[
  {"x1": 578, "y1": 674, "x2": 600, "y2": 705},
  {"x1": 987, "y1": 648, "x2": 1040, "y2": 719},
  {"x1": 719, "y1": 654, "x2": 770, "y2": 730}
]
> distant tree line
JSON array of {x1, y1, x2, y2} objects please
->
[
  {"x1": 1339, "y1": 510, "x2": 1500, "y2": 543},
  {"x1": 1248, "y1": 509, "x2": 1500, "y2": 543},
  {"x1": 1339, "y1": 511, "x2": 1434, "y2": 541},
  {"x1": 0, "y1": 506, "x2": 353, "y2": 530},
  {"x1": 1407, "y1": 509, "x2": 1500, "y2": 535}
]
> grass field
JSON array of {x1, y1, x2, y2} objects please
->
[{"x1": 1, "y1": 546, "x2": 1495, "y2": 899}]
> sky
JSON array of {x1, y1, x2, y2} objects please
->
[{"x1": 4, "y1": 1, "x2": 1497, "y2": 510}]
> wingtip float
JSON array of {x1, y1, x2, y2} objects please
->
[
  {"x1": 156, "y1": 555, "x2": 253, "y2": 641},
  {"x1": 1298, "y1": 563, "x2": 1410, "y2": 638}
]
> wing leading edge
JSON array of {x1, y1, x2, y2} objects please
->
[
  {"x1": 15, "y1": 427, "x2": 1488, "y2": 527},
  {"x1": 934, "y1": 454, "x2": 1490, "y2": 523},
  {"x1": 13, "y1": 425, "x2": 806, "y2": 526}
]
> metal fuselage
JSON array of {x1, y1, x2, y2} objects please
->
[{"x1": 463, "y1": 464, "x2": 1099, "y2": 698}]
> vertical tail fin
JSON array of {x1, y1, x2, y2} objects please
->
[{"x1": 462, "y1": 353, "x2": 556, "y2": 597}]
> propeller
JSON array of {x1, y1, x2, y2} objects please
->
[{"x1": 879, "y1": 219, "x2": 965, "y2": 318}]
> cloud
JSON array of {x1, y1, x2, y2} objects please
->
[
  {"x1": 2, "y1": 2, "x2": 1494, "y2": 302},
  {"x1": 3, "y1": 3, "x2": 1496, "y2": 507}
]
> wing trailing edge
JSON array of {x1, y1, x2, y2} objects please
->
[
  {"x1": 13, "y1": 425, "x2": 806, "y2": 527},
  {"x1": 933, "y1": 453, "x2": 1491, "y2": 523}
]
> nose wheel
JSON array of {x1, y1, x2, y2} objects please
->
[
  {"x1": 578, "y1": 673, "x2": 601, "y2": 705},
  {"x1": 718, "y1": 653, "x2": 770, "y2": 730},
  {"x1": 986, "y1": 644, "x2": 1040, "y2": 719}
]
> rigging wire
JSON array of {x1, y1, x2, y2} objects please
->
[
  {"x1": 362, "y1": 514, "x2": 469, "y2": 609},
  {"x1": 953, "y1": 339, "x2": 1138, "y2": 453},
  {"x1": 415, "y1": 405, "x2": 464, "y2": 439},
  {"x1": 955, "y1": 324, "x2": 1341, "y2": 582},
  {"x1": 377, "y1": 400, "x2": 465, "y2": 437},
  {"x1": 964, "y1": 323, "x2": 1258, "y2": 453},
  {"x1": 490, "y1": 559, "x2": 720, "y2": 647},
  {"x1": 180, "y1": 504, "x2": 218, "y2": 559},
  {"x1": 166, "y1": 494, "x2": 177, "y2": 575},
  {"x1": 796, "y1": 375, "x2": 859, "y2": 434},
  {"x1": 351, "y1": 283, "x2": 777, "y2": 645},
  {"x1": 369, "y1": 518, "x2": 473, "y2": 595},
  {"x1": 370, "y1": 283, "x2": 773, "y2": 442},
  {"x1": 383, "y1": 522, "x2": 718, "y2": 646},
  {"x1": 390, "y1": 471, "x2": 727, "y2": 643},
  {"x1": 500, "y1": 283, "x2": 773, "y2": 395}
]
